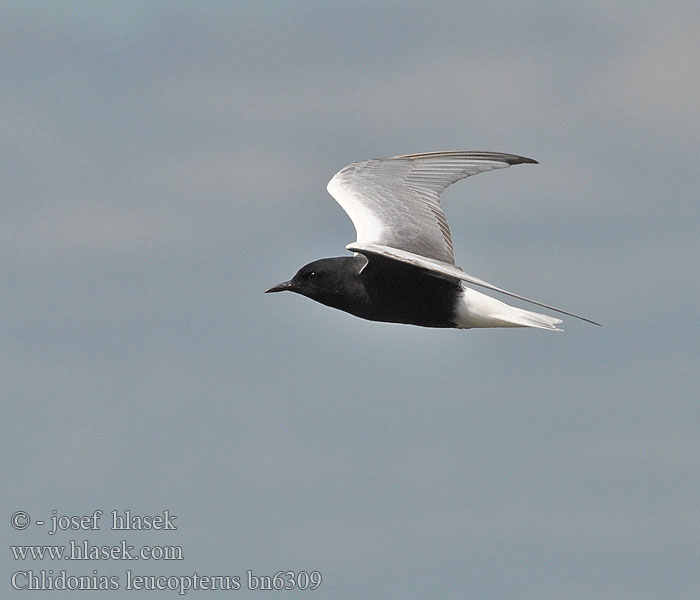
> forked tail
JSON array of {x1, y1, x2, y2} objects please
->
[
  {"x1": 493, "y1": 306, "x2": 563, "y2": 331},
  {"x1": 455, "y1": 287, "x2": 564, "y2": 331}
]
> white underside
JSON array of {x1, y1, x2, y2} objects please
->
[{"x1": 454, "y1": 286, "x2": 563, "y2": 331}]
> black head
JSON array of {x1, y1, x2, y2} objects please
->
[{"x1": 265, "y1": 256, "x2": 365, "y2": 306}]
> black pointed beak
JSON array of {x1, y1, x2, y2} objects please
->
[{"x1": 265, "y1": 280, "x2": 294, "y2": 293}]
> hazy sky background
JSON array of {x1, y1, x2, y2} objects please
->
[{"x1": 3, "y1": 2, "x2": 699, "y2": 598}]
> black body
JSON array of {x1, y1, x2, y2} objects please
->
[{"x1": 265, "y1": 255, "x2": 462, "y2": 328}]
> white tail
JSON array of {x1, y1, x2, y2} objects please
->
[{"x1": 454, "y1": 287, "x2": 563, "y2": 331}]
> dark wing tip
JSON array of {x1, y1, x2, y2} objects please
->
[
  {"x1": 392, "y1": 150, "x2": 538, "y2": 165},
  {"x1": 492, "y1": 153, "x2": 538, "y2": 165},
  {"x1": 512, "y1": 155, "x2": 539, "y2": 165}
]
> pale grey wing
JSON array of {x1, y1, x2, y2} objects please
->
[
  {"x1": 348, "y1": 242, "x2": 601, "y2": 326},
  {"x1": 327, "y1": 151, "x2": 537, "y2": 264}
]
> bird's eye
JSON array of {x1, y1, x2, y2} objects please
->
[{"x1": 306, "y1": 271, "x2": 317, "y2": 280}]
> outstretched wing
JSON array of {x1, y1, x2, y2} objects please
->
[
  {"x1": 347, "y1": 242, "x2": 601, "y2": 326},
  {"x1": 327, "y1": 151, "x2": 537, "y2": 264}
]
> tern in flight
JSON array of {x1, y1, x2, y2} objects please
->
[{"x1": 266, "y1": 151, "x2": 599, "y2": 331}]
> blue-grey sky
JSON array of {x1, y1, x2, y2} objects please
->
[{"x1": 3, "y1": 2, "x2": 699, "y2": 598}]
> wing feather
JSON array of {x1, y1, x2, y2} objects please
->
[
  {"x1": 347, "y1": 242, "x2": 600, "y2": 326},
  {"x1": 327, "y1": 151, "x2": 536, "y2": 264}
]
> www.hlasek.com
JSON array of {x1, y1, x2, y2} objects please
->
[
  {"x1": 11, "y1": 569, "x2": 323, "y2": 594},
  {"x1": 11, "y1": 539, "x2": 184, "y2": 561}
]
